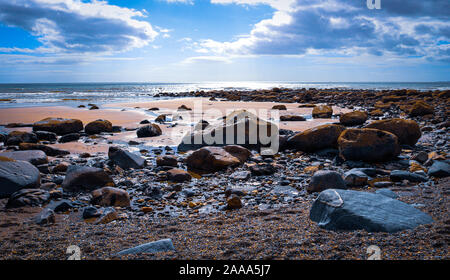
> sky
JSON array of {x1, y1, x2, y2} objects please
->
[{"x1": 0, "y1": 0, "x2": 448, "y2": 83}]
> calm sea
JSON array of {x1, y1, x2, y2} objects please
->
[{"x1": 0, "y1": 81, "x2": 449, "y2": 108}]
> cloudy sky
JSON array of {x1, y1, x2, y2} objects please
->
[{"x1": 0, "y1": 0, "x2": 449, "y2": 83}]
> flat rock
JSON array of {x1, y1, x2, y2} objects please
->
[
  {"x1": 5, "y1": 131, "x2": 38, "y2": 146},
  {"x1": 19, "y1": 143, "x2": 70, "y2": 156},
  {"x1": 0, "y1": 159, "x2": 40, "y2": 198},
  {"x1": 6, "y1": 189, "x2": 50, "y2": 208},
  {"x1": 0, "y1": 150, "x2": 48, "y2": 166},
  {"x1": 33, "y1": 117, "x2": 83, "y2": 135},
  {"x1": 390, "y1": 170, "x2": 428, "y2": 182},
  {"x1": 108, "y1": 146, "x2": 146, "y2": 169},
  {"x1": 62, "y1": 165, "x2": 113, "y2": 192},
  {"x1": 310, "y1": 189, "x2": 434, "y2": 232},
  {"x1": 428, "y1": 161, "x2": 450, "y2": 178}
]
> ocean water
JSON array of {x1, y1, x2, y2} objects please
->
[{"x1": 0, "y1": 81, "x2": 449, "y2": 108}]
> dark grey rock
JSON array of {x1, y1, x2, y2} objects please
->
[
  {"x1": 308, "y1": 170, "x2": 346, "y2": 193},
  {"x1": 310, "y1": 189, "x2": 433, "y2": 232},
  {"x1": 82, "y1": 206, "x2": 101, "y2": 219},
  {"x1": 136, "y1": 124, "x2": 162, "y2": 138},
  {"x1": 108, "y1": 146, "x2": 146, "y2": 169},
  {"x1": 344, "y1": 169, "x2": 368, "y2": 187},
  {"x1": 0, "y1": 150, "x2": 48, "y2": 166},
  {"x1": 6, "y1": 189, "x2": 50, "y2": 208},
  {"x1": 428, "y1": 161, "x2": 450, "y2": 178},
  {"x1": 0, "y1": 159, "x2": 40, "y2": 198},
  {"x1": 116, "y1": 239, "x2": 175, "y2": 256},
  {"x1": 34, "y1": 131, "x2": 57, "y2": 142},
  {"x1": 61, "y1": 165, "x2": 113, "y2": 192},
  {"x1": 390, "y1": 170, "x2": 428, "y2": 182},
  {"x1": 33, "y1": 208, "x2": 55, "y2": 225},
  {"x1": 58, "y1": 133, "x2": 80, "y2": 143},
  {"x1": 47, "y1": 199, "x2": 74, "y2": 212}
]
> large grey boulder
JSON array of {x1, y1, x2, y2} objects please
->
[
  {"x1": 0, "y1": 150, "x2": 48, "y2": 166},
  {"x1": 0, "y1": 159, "x2": 40, "y2": 198},
  {"x1": 428, "y1": 161, "x2": 450, "y2": 178},
  {"x1": 108, "y1": 146, "x2": 146, "y2": 169},
  {"x1": 116, "y1": 239, "x2": 175, "y2": 256},
  {"x1": 310, "y1": 189, "x2": 433, "y2": 233},
  {"x1": 62, "y1": 165, "x2": 113, "y2": 192},
  {"x1": 307, "y1": 170, "x2": 346, "y2": 193},
  {"x1": 390, "y1": 170, "x2": 428, "y2": 182}
]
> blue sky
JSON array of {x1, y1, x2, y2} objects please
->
[{"x1": 0, "y1": 0, "x2": 449, "y2": 83}]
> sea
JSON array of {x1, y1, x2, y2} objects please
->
[{"x1": 0, "y1": 81, "x2": 449, "y2": 108}]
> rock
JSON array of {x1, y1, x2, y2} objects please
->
[
  {"x1": 52, "y1": 162, "x2": 70, "y2": 173},
  {"x1": 85, "y1": 119, "x2": 113, "y2": 135},
  {"x1": 411, "y1": 151, "x2": 428, "y2": 164},
  {"x1": 156, "y1": 155, "x2": 178, "y2": 167},
  {"x1": 365, "y1": 118, "x2": 421, "y2": 146},
  {"x1": 108, "y1": 146, "x2": 146, "y2": 169},
  {"x1": 272, "y1": 105, "x2": 287, "y2": 110},
  {"x1": 19, "y1": 143, "x2": 70, "y2": 156},
  {"x1": 177, "y1": 105, "x2": 192, "y2": 111},
  {"x1": 91, "y1": 187, "x2": 130, "y2": 207},
  {"x1": 338, "y1": 128, "x2": 400, "y2": 162},
  {"x1": 47, "y1": 199, "x2": 74, "y2": 212},
  {"x1": 0, "y1": 159, "x2": 40, "y2": 198},
  {"x1": 409, "y1": 101, "x2": 434, "y2": 117},
  {"x1": 227, "y1": 194, "x2": 242, "y2": 210},
  {"x1": 33, "y1": 208, "x2": 55, "y2": 225},
  {"x1": 310, "y1": 189, "x2": 433, "y2": 232},
  {"x1": 390, "y1": 170, "x2": 428, "y2": 182},
  {"x1": 154, "y1": 114, "x2": 168, "y2": 123},
  {"x1": 136, "y1": 124, "x2": 162, "y2": 138},
  {"x1": 280, "y1": 115, "x2": 306, "y2": 121},
  {"x1": 375, "y1": 189, "x2": 398, "y2": 199},
  {"x1": 230, "y1": 170, "x2": 251, "y2": 180},
  {"x1": 82, "y1": 206, "x2": 101, "y2": 219},
  {"x1": 344, "y1": 169, "x2": 369, "y2": 187},
  {"x1": 223, "y1": 145, "x2": 251, "y2": 163},
  {"x1": 59, "y1": 133, "x2": 80, "y2": 143},
  {"x1": 140, "y1": 119, "x2": 150, "y2": 124},
  {"x1": 33, "y1": 118, "x2": 83, "y2": 135},
  {"x1": 178, "y1": 110, "x2": 278, "y2": 153},
  {"x1": 6, "y1": 189, "x2": 50, "y2": 208},
  {"x1": 339, "y1": 111, "x2": 368, "y2": 126},
  {"x1": 166, "y1": 169, "x2": 192, "y2": 182},
  {"x1": 373, "y1": 181, "x2": 393, "y2": 188},
  {"x1": 62, "y1": 165, "x2": 113, "y2": 192},
  {"x1": 116, "y1": 239, "x2": 175, "y2": 256},
  {"x1": 0, "y1": 150, "x2": 48, "y2": 166},
  {"x1": 5, "y1": 131, "x2": 38, "y2": 145},
  {"x1": 249, "y1": 163, "x2": 277, "y2": 176},
  {"x1": 94, "y1": 207, "x2": 119, "y2": 224},
  {"x1": 186, "y1": 146, "x2": 241, "y2": 172},
  {"x1": 308, "y1": 170, "x2": 346, "y2": 193},
  {"x1": 428, "y1": 161, "x2": 450, "y2": 178},
  {"x1": 34, "y1": 131, "x2": 57, "y2": 142},
  {"x1": 287, "y1": 124, "x2": 346, "y2": 152},
  {"x1": 312, "y1": 105, "x2": 333, "y2": 118}
]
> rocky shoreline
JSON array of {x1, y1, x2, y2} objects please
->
[{"x1": 0, "y1": 88, "x2": 449, "y2": 260}]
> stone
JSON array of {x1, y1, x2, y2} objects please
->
[
  {"x1": 154, "y1": 114, "x2": 168, "y2": 123},
  {"x1": 19, "y1": 143, "x2": 70, "y2": 156},
  {"x1": 5, "y1": 131, "x2": 38, "y2": 146},
  {"x1": 91, "y1": 187, "x2": 130, "y2": 207},
  {"x1": 0, "y1": 159, "x2": 40, "y2": 198},
  {"x1": 390, "y1": 170, "x2": 428, "y2": 182},
  {"x1": 223, "y1": 145, "x2": 251, "y2": 163},
  {"x1": 33, "y1": 117, "x2": 83, "y2": 135},
  {"x1": 85, "y1": 119, "x2": 113, "y2": 135},
  {"x1": 409, "y1": 101, "x2": 434, "y2": 117},
  {"x1": 272, "y1": 105, "x2": 287, "y2": 110},
  {"x1": 344, "y1": 169, "x2": 369, "y2": 187},
  {"x1": 58, "y1": 133, "x2": 80, "y2": 143},
  {"x1": 308, "y1": 170, "x2": 346, "y2": 193},
  {"x1": 34, "y1": 131, "x2": 57, "y2": 142},
  {"x1": 33, "y1": 208, "x2": 55, "y2": 225},
  {"x1": 136, "y1": 124, "x2": 162, "y2": 138},
  {"x1": 280, "y1": 115, "x2": 306, "y2": 121},
  {"x1": 312, "y1": 105, "x2": 333, "y2": 118},
  {"x1": 94, "y1": 207, "x2": 119, "y2": 224},
  {"x1": 166, "y1": 168, "x2": 192, "y2": 183},
  {"x1": 6, "y1": 189, "x2": 50, "y2": 208},
  {"x1": 310, "y1": 189, "x2": 433, "y2": 232},
  {"x1": 249, "y1": 163, "x2": 276, "y2": 176},
  {"x1": 339, "y1": 111, "x2": 368, "y2": 126},
  {"x1": 47, "y1": 199, "x2": 74, "y2": 212},
  {"x1": 230, "y1": 170, "x2": 251, "y2": 180},
  {"x1": 116, "y1": 239, "x2": 175, "y2": 256},
  {"x1": 338, "y1": 128, "x2": 400, "y2": 162},
  {"x1": 108, "y1": 146, "x2": 146, "y2": 169},
  {"x1": 52, "y1": 162, "x2": 70, "y2": 173},
  {"x1": 428, "y1": 161, "x2": 450, "y2": 178},
  {"x1": 287, "y1": 124, "x2": 346, "y2": 152},
  {"x1": 411, "y1": 151, "x2": 428, "y2": 164},
  {"x1": 156, "y1": 155, "x2": 178, "y2": 167},
  {"x1": 227, "y1": 194, "x2": 242, "y2": 210},
  {"x1": 186, "y1": 146, "x2": 241, "y2": 172},
  {"x1": 0, "y1": 150, "x2": 47, "y2": 166},
  {"x1": 82, "y1": 206, "x2": 101, "y2": 219},
  {"x1": 365, "y1": 118, "x2": 421, "y2": 146},
  {"x1": 177, "y1": 105, "x2": 192, "y2": 111},
  {"x1": 62, "y1": 165, "x2": 113, "y2": 192}
]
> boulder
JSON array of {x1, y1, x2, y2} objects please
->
[
  {"x1": 136, "y1": 124, "x2": 162, "y2": 138},
  {"x1": 166, "y1": 168, "x2": 192, "y2": 182},
  {"x1": 0, "y1": 150, "x2": 48, "y2": 166},
  {"x1": 47, "y1": 199, "x2": 74, "y2": 212},
  {"x1": 186, "y1": 146, "x2": 241, "y2": 172},
  {"x1": 91, "y1": 187, "x2": 130, "y2": 207},
  {"x1": 33, "y1": 117, "x2": 83, "y2": 135},
  {"x1": 249, "y1": 163, "x2": 277, "y2": 176},
  {"x1": 365, "y1": 118, "x2": 421, "y2": 146},
  {"x1": 33, "y1": 208, "x2": 55, "y2": 225},
  {"x1": 5, "y1": 131, "x2": 38, "y2": 146},
  {"x1": 338, "y1": 128, "x2": 400, "y2": 162},
  {"x1": 34, "y1": 131, "x2": 57, "y2": 142},
  {"x1": 339, "y1": 111, "x2": 368, "y2": 126},
  {"x1": 344, "y1": 169, "x2": 369, "y2": 187},
  {"x1": 62, "y1": 165, "x2": 113, "y2": 192},
  {"x1": 390, "y1": 170, "x2": 428, "y2": 182},
  {"x1": 58, "y1": 133, "x2": 80, "y2": 143},
  {"x1": 178, "y1": 110, "x2": 279, "y2": 153},
  {"x1": 108, "y1": 146, "x2": 146, "y2": 169},
  {"x1": 308, "y1": 170, "x2": 346, "y2": 193},
  {"x1": 85, "y1": 119, "x2": 113, "y2": 135},
  {"x1": 156, "y1": 155, "x2": 178, "y2": 167},
  {"x1": 6, "y1": 189, "x2": 50, "y2": 208},
  {"x1": 312, "y1": 105, "x2": 333, "y2": 118},
  {"x1": 0, "y1": 159, "x2": 40, "y2": 198},
  {"x1": 287, "y1": 124, "x2": 346, "y2": 152},
  {"x1": 428, "y1": 161, "x2": 450, "y2": 178},
  {"x1": 310, "y1": 189, "x2": 434, "y2": 232},
  {"x1": 19, "y1": 143, "x2": 70, "y2": 156},
  {"x1": 154, "y1": 114, "x2": 168, "y2": 123},
  {"x1": 223, "y1": 145, "x2": 251, "y2": 163},
  {"x1": 280, "y1": 115, "x2": 306, "y2": 121},
  {"x1": 272, "y1": 105, "x2": 287, "y2": 110},
  {"x1": 409, "y1": 101, "x2": 434, "y2": 117}
]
